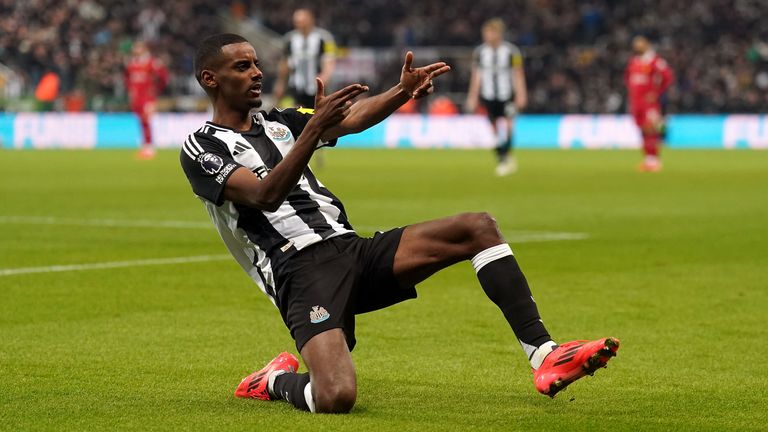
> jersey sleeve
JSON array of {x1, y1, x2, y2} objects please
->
[
  {"x1": 510, "y1": 45, "x2": 524, "y2": 68},
  {"x1": 179, "y1": 132, "x2": 243, "y2": 206},
  {"x1": 283, "y1": 34, "x2": 292, "y2": 57},
  {"x1": 265, "y1": 107, "x2": 338, "y2": 148},
  {"x1": 319, "y1": 29, "x2": 337, "y2": 59},
  {"x1": 654, "y1": 57, "x2": 675, "y2": 94},
  {"x1": 472, "y1": 46, "x2": 481, "y2": 68}
]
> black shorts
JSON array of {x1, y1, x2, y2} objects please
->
[
  {"x1": 480, "y1": 98, "x2": 514, "y2": 120},
  {"x1": 275, "y1": 228, "x2": 417, "y2": 352}
]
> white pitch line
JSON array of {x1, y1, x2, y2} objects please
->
[
  {"x1": 0, "y1": 216, "x2": 589, "y2": 243},
  {"x1": 0, "y1": 216, "x2": 212, "y2": 230},
  {"x1": 0, "y1": 254, "x2": 231, "y2": 277}
]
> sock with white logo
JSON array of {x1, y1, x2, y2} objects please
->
[
  {"x1": 472, "y1": 244, "x2": 556, "y2": 369},
  {"x1": 271, "y1": 372, "x2": 314, "y2": 412}
]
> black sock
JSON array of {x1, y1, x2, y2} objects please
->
[
  {"x1": 472, "y1": 244, "x2": 553, "y2": 356},
  {"x1": 272, "y1": 372, "x2": 313, "y2": 412}
]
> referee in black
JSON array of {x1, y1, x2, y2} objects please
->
[{"x1": 181, "y1": 34, "x2": 618, "y2": 414}]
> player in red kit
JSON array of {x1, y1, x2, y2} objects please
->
[
  {"x1": 125, "y1": 41, "x2": 169, "y2": 160},
  {"x1": 624, "y1": 35, "x2": 674, "y2": 172}
]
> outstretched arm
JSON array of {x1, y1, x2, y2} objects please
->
[
  {"x1": 513, "y1": 66, "x2": 527, "y2": 110},
  {"x1": 321, "y1": 51, "x2": 450, "y2": 141},
  {"x1": 657, "y1": 59, "x2": 674, "y2": 95},
  {"x1": 222, "y1": 84, "x2": 368, "y2": 211},
  {"x1": 465, "y1": 67, "x2": 481, "y2": 113}
]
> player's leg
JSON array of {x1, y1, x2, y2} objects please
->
[
  {"x1": 393, "y1": 213, "x2": 619, "y2": 397},
  {"x1": 393, "y1": 212, "x2": 555, "y2": 367},
  {"x1": 237, "y1": 242, "x2": 360, "y2": 413},
  {"x1": 496, "y1": 108, "x2": 517, "y2": 175},
  {"x1": 486, "y1": 100, "x2": 514, "y2": 176},
  {"x1": 495, "y1": 115, "x2": 510, "y2": 157},
  {"x1": 134, "y1": 99, "x2": 156, "y2": 159},
  {"x1": 299, "y1": 329, "x2": 356, "y2": 413},
  {"x1": 234, "y1": 329, "x2": 356, "y2": 413},
  {"x1": 637, "y1": 107, "x2": 662, "y2": 171}
]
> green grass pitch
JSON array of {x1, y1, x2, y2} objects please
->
[{"x1": 1, "y1": 148, "x2": 766, "y2": 431}]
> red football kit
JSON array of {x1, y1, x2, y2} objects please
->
[
  {"x1": 624, "y1": 51, "x2": 674, "y2": 162},
  {"x1": 125, "y1": 54, "x2": 168, "y2": 146}
]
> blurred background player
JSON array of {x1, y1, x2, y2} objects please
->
[
  {"x1": 273, "y1": 8, "x2": 336, "y2": 168},
  {"x1": 125, "y1": 41, "x2": 168, "y2": 160},
  {"x1": 465, "y1": 18, "x2": 528, "y2": 176},
  {"x1": 625, "y1": 35, "x2": 674, "y2": 172},
  {"x1": 273, "y1": 8, "x2": 337, "y2": 109}
]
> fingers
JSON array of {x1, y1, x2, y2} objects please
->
[
  {"x1": 328, "y1": 84, "x2": 368, "y2": 106},
  {"x1": 315, "y1": 78, "x2": 325, "y2": 106},
  {"x1": 336, "y1": 87, "x2": 368, "y2": 106},
  {"x1": 414, "y1": 86, "x2": 435, "y2": 100},
  {"x1": 410, "y1": 64, "x2": 451, "y2": 98},
  {"x1": 342, "y1": 100, "x2": 353, "y2": 117},
  {"x1": 330, "y1": 83, "x2": 367, "y2": 100},
  {"x1": 412, "y1": 80, "x2": 433, "y2": 99},
  {"x1": 403, "y1": 51, "x2": 414, "y2": 72},
  {"x1": 427, "y1": 64, "x2": 451, "y2": 79},
  {"x1": 421, "y1": 62, "x2": 449, "y2": 75}
]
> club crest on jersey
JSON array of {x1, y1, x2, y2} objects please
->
[
  {"x1": 198, "y1": 153, "x2": 224, "y2": 175},
  {"x1": 309, "y1": 306, "x2": 330, "y2": 324},
  {"x1": 266, "y1": 124, "x2": 292, "y2": 142}
]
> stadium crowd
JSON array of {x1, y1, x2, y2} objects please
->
[
  {"x1": 252, "y1": 0, "x2": 768, "y2": 113},
  {"x1": 0, "y1": 0, "x2": 219, "y2": 109},
  {"x1": 2, "y1": 0, "x2": 767, "y2": 113}
]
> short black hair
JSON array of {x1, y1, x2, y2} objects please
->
[{"x1": 194, "y1": 33, "x2": 249, "y2": 84}]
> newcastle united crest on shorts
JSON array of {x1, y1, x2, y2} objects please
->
[{"x1": 309, "y1": 306, "x2": 330, "y2": 324}]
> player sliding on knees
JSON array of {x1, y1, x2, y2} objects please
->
[{"x1": 180, "y1": 34, "x2": 619, "y2": 414}]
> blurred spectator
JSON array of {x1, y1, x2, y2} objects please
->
[{"x1": 0, "y1": 0, "x2": 220, "y2": 110}]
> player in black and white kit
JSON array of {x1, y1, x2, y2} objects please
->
[
  {"x1": 466, "y1": 18, "x2": 528, "y2": 176},
  {"x1": 181, "y1": 33, "x2": 619, "y2": 414},
  {"x1": 273, "y1": 8, "x2": 336, "y2": 109}
]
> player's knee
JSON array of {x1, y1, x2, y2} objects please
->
[
  {"x1": 314, "y1": 382, "x2": 356, "y2": 414},
  {"x1": 457, "y1": 212, "x2": 503, "y2": 251},
  {"x1": 467, "y1": 211, "x2": 501, "y2": 238}
]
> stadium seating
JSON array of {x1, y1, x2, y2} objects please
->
[{"x1": 1, "y1": 0, "x2": 766, "y2": 113}]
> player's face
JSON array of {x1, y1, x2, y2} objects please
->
[
  {"x1": 132, "y1": 42, "x2": 147, "y2": 57},
  {"x1": 482, "y1": 27, "x2": 501, "y2": 45},
  {"x1": 216, "y1": 42, "x2": 264, "y2": 110},
  {"x1": 293, "y1": 10, "x2": 313, "y2": 32},
  {"x1": 633, "y1": 37, "x2": 649, "y2": 55}
]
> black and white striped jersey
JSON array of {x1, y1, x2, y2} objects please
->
[
  {"x1": 284, "y1": 28, "x2": 336, "y2": 97},
  {"x1": 472, "y1": 42, "x2": 523, "y2": 102},
  {"x1": 179, "y1": 107, "x2": 353, "y2": 306}
]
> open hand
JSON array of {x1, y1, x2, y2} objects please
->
[
  {"x1": 399, "y1": 51, "x2": 451, "y2": 99},
  {"x1": 309, "y1": 78, "x2": 368, "y2": 131}
]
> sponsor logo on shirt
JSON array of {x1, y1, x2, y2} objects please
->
[
  {"x1": 215, "y1": 163, "x2": 237, "y2": 184},
  {"x1": 198, "y1": 153, "x2": 224, "y2": 175}
]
